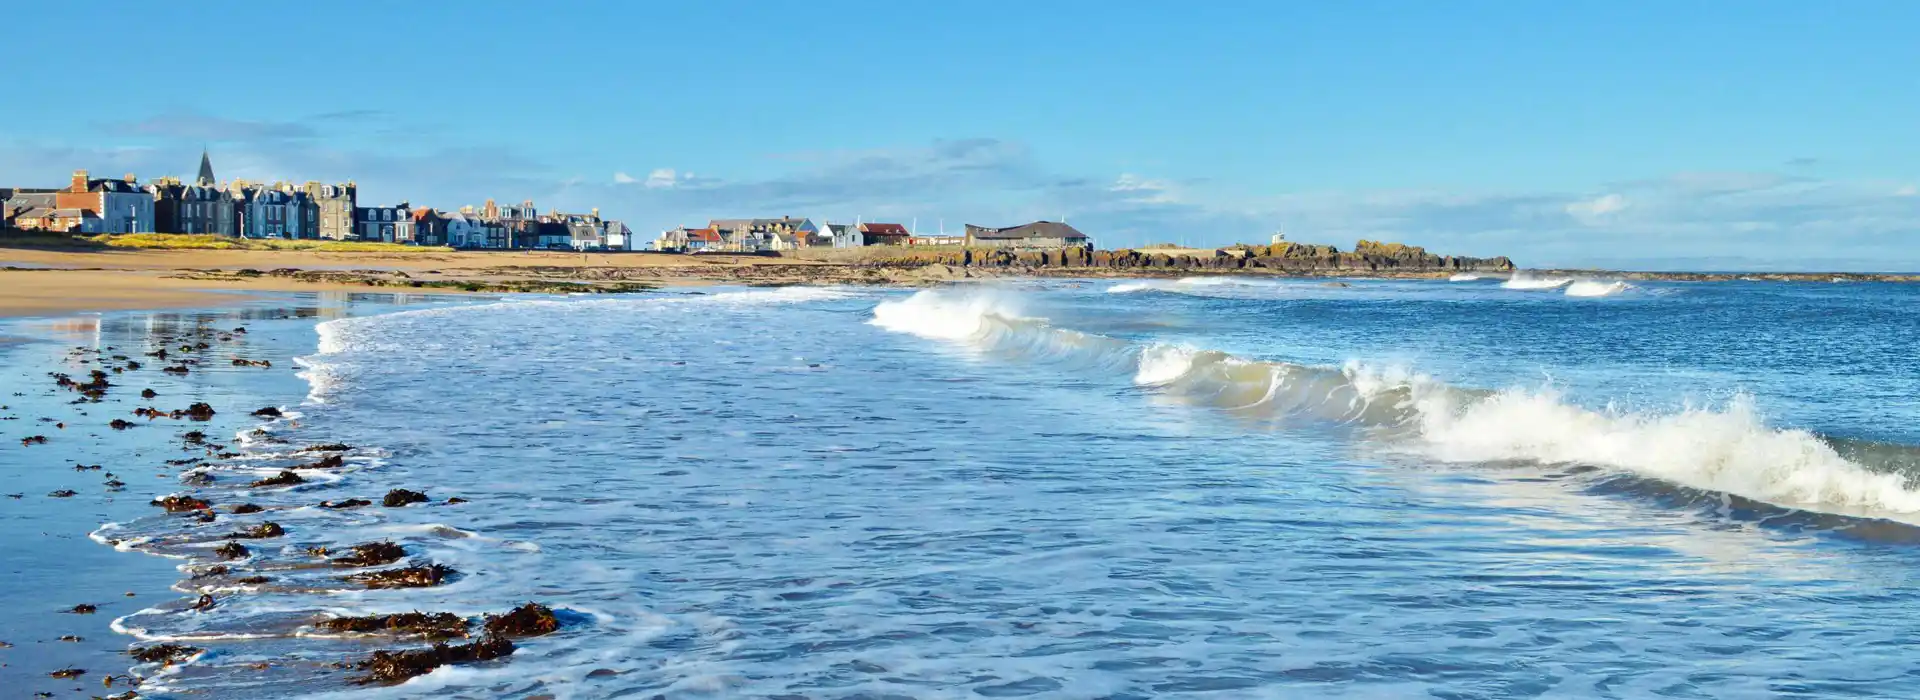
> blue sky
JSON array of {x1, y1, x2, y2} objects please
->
[{"x1": 3, "y1": 1, "x2": 1917, "y2": 269}]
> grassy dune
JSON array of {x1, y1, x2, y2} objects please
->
[{"x1": 89, "y1": 234, "x2": 453, "y2": 252}]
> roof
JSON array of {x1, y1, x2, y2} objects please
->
[
  {"x1": 87, "y1": 179, "x2": 145, "y2": 193},
  {"x1": 23, "y1": 207, "x2": 95, "y2": 219},
  {"x1": 197, "y1": 151, "x2": 217, "y2": 186},
  {"x1": 966, "y1": 221, "x2": 1088, "y2": 240},
  {"x1": 859, "y1": 222, "x2": 910, "y2": 236},
  {"x1": 689, "y1": 227, "x2": 722, "y2": 242}
]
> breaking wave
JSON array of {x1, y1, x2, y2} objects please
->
[
  {"x1": 872, "y1": 289, "x2": 1920, "y2": 520},
  {"x1": 1565, "y1": 280, "x2": 1632, "y2": 297},
  {"x1": 1448, "y1": 274, "x2": 1482, "y2": 282},
  {"x1": 1502, "y1": 275, "x2": 1573, "y2": 290},
  {"x1": 1108, "y1": 277, "x2": 1268, "y2": 294}
]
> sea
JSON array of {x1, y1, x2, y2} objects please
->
[{"x1": 4, "y1": 275, "x2": 1920, "y2": 699}]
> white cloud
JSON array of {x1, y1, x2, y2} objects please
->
[
  {"x1": 1896, "y1": 185, "x2": 1918, "y2": 197},
  {"x1": 1566, "y1": 193, "x2": 1629, "y2": 221},
  {"x1": 612, "y1": 171, "x2": 637, "y2": 184},
  {"x1": 645, "y1": 168, "x2": 684, "y2": 189}
]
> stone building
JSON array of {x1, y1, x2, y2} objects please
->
[{"x1": 304, "y1": 181, "x2": 357, "y2": 240}]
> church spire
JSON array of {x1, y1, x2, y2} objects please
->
[{"x1": 196, "y1": 148, "x2": 216, "y2": 187}]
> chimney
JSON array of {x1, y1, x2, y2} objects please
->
[{"x1": 71, "y1": 170, "x2": 88, "y2": 191}]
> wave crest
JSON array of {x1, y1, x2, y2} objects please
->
[{"x1": 871, "y1": 289, "x2": 1920, "y2": 520}]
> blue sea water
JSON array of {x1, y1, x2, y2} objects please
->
[{"x1": 19, "y1": 277, "x2": 1920, "y2": 698}]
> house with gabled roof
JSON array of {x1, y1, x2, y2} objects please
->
[{"x1": 964, "y1": 221, "x2": 1090, "y2": 249}]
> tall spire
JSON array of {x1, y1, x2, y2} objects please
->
[{"x1": 196, "y1": 148, "x2": 216, "y2": 187}]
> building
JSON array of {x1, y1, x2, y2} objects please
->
[
  {"x1": 603, "y1": 221, "x2": 634, "y2": 250},
  {"x1": 533, "y1": 221, "x2": 572, "y2": 249},
  {"x1": 247, "y1": 187, "x2": 300, "y2": 238},
  {"x1": 148, "y1": 178, "x2": 225, "y2": 234},
  {"x1": 1271, "y1": 231, "x2": 1287, "y2": 245},
  {"x1": 856, "y1": 222, "x2": 911, "y2": 246},
  {"x1": 963, "y1": 221, "x2": 1090, "y2": 249},
  {"x1": 445, "y1": 211, "x2": 484, "y2": 248},
  {"x1": 909, "y1": 233, "x2": 966, "y2": 246},
  {"x1": 195, "y1": 150, "x2": 217, "y2": 187},
  {"x1": 55, "y1": 170, "x2": 154, "y2": 233},
  {"x1": 826, "y1": 223, "x2": 861, "y2": 248},
  {"x1": 412, "y1": 208, "x2": 447, "y2": 247},
  {"x1": 305, "y1": 182, "x2": 357, "y2": 240},
  {"x1": 354, "y1": 203, "x2": 414, "y2": 242}
]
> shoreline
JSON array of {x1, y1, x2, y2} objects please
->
[
  {"x1": 0, "y1": 292, "x2": 565, "y2": 693},
  {"x1": 5, "y1": 247, "x2": 1919, "y2": 319}
]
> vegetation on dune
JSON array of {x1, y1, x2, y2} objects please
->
[
  {"x1": 88, "y1": 234, "x2": 454, "y2": 253},
  {"x1": 0, "y1": 229, "x2": 455, "y2": 252}
]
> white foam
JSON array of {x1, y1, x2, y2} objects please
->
[
  {"x1": 1501, "y1": 275, "x2": 1573, "y2": 290},
  {"x1": 869, "y1": 289, "x2": 1029, "y2": 341},
  {"x1": 1406, "y1": 387, "x2": 1920, "y2": 514},
  {"x1": 1448, "y1": 274, "x2": 1481, "y2": 282},
  {"x1": 1135, "y1": 345, "x2": 1202, "y2": 385},
  {"x1": 1565, "y1": 280, "x2": 1632, "y2": 297}
]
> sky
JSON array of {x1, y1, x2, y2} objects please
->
[{"x1": 3, "y1": 1, "x2": 1917, "y2": 270}]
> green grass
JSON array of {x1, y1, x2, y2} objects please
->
[{"x1": 88, "y1": 233, "x2": 454, "y2": 253}]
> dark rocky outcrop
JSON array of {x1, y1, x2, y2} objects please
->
[{"x1": 382, "y1": 489, "x2": 429, "y2": 507}]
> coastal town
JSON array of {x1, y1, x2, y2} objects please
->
[{"x1": 0, "y1": 152, "x2": 1096, "y2": 254}]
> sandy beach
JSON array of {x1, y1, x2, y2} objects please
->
[{"x1": 0, "y1": 248, "x2": 814, "y2": 318}]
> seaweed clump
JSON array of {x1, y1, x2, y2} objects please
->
[
  {"x1": 483, "y1": 604, "x2": 560, "y2": 638},
  {"x1": 130, "y1": 643, "x2": 202, "y2": 665},
  {"x1": 233, "y1": 522, "x2": 285, "y2": 539},
  {"x1": 355, "y1": 636, "x2": 513, "y2": 685},
  {"x1": 319, "y1": 611, "x2": 469, "y2": 640},
  {"x1": 249, "y1": 470, "x2": 305, "y2": 488},
  {"x1": 332, "y1": 541, "x2": 406, "y2": 567},
  {"x1": 346, "y1": 564, "x2": 456, "y2": 589},
  {"x1": 213, "y1": 541, "x2": 250, "y2": 560}
]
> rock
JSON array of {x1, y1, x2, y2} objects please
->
[
  {"x1": 250, "y1": 406, "x2": 282, "y2": 418},
  {"x1": 383, "y1": 489, "x2": 429, "y2": 507},
  {"x1": 140, "y1": 388, "x2": 158, "y2": 399},
  {"x1": 65, "y1": 604, "x2": 97, "y2": 614},
  {"x1": 182, "y1": 402, "x2": 215, "y2": 420},
  {"x1": 320, "y1": 498, "x2": 372, "y2": 509},
  {"x1": 109, "y1": 419, "x2": 134, "y2": 430},
  {"x1": 47, "y1": 489, "x2": 77, "y2": 498},
  {"x1": 231, "y1": 503, "x2": 264, "y2": 514},
  {"x1": 191, "y1": 594, "x2": 217, "y2": 610}
]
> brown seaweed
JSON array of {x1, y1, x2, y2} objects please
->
[
  {"x1": 345, "y1": 564, "x2": 456, "y2": 589},
  {"x1": 249, "y1": 470, "x2": 305, "y2": 488},
  {"x1": 483, "y1": 603, "x2": 560, "y2": 638},
  {"x1": 318, "y1": 611, "x2": 469, "y2": 640},
  {"x1": 354, "y1": 636, "x2": 513, "y2": 684},
  {"x1": 331, "y1": 541, "x2": 406, "y2": 567}
]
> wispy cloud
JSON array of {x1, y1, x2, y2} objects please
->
[{"x1": 105, "y1": 112, "x2": 318, "y2": 142}]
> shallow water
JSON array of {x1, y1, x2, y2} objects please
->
[{"x1": 12, "y1": 278, "x2": 1920, "y2": 698}]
